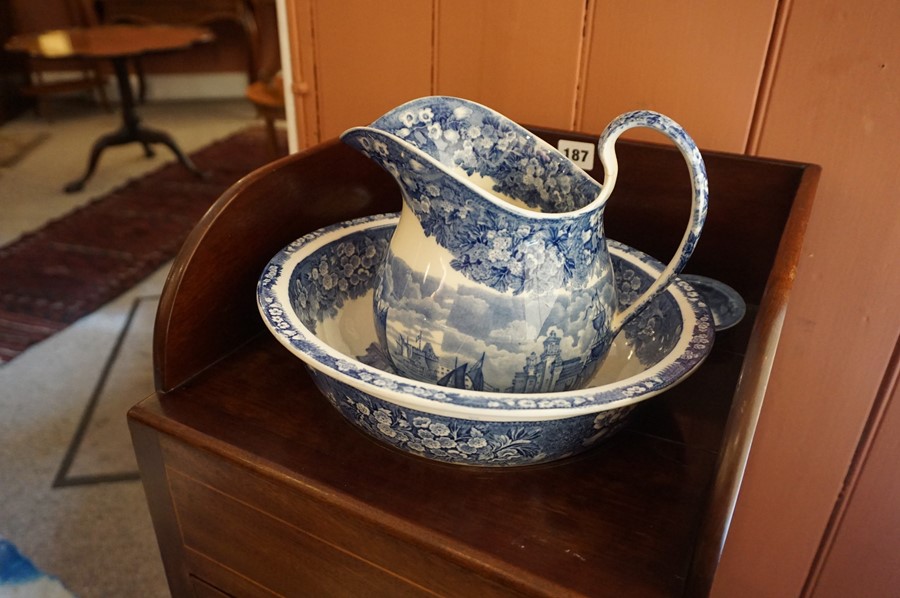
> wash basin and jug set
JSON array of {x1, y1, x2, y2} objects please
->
[{"x1": 258, "y1": 95, "x2": 721, "y2": 466}]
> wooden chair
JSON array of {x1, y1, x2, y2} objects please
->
[
  {"x1": 12, "y1": 0, "x2": 110, "y2": 118},
  {"x1": 245, "y1": 71, "x2": 286, "y2": 157},
  {"x1": 243, "y1": 0, "x2": 285, "y2": 157}
]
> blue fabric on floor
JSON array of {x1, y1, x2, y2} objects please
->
[
  {"x1": 0, "y1": 540, "x2": 41, "y2": 584},
  {"x1": 0, "y1": 538, "x2": 74, "y2": 597}
]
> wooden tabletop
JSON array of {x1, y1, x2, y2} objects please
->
[{"x1": 4, "y1": 24, "x2": 213, "y2": 60}]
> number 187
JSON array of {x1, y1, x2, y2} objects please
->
[
  {"x1": 557, "y1": 140, "x2": 594, "y2": 169},
  {"x1": 563, "y1": 148, "x2": 590, "y2": 162}
]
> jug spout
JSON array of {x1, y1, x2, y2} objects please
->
[
  {"x1": 342, "y1": 124, "x2": 609, "y2": 296},
  {"x1": 343, "y1": 96, "x2": 603, "y2": 215}
]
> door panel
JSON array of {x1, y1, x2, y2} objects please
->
[
  {"x1": 711, "y1": 0, "x2": 900, "y2": 595},
  {"x1": 312, "y1": 0, "x2": 434, "y2": 141},
  {"x1": 435, "y1": 0, "x2": 586, "y2": 129},
  {"x1": 578, "y1": 0, "x2": 778, "y2": 152}
]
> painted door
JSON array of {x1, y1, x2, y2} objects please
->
[
  {"x1": 710, "y1": 0, "x2": 900, "y2": 595},
  {"x1": 281, "y1": 0, "x2": 777, "y2": 151}
]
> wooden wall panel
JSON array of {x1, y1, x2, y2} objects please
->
[
  {"x1": 809, "y1": 339, "x2": 900, "y2": 597},
  {"x1": 434, "y1": 0, "x2": 586, "y2": 129},
  {"x1": 711, "y1": 0, "x2": 900, "y2": 595},
  {"x1": 284, "y1": 0, "x2": 317, "y2": 148},
  {"x1": 310, "y1": 0, "x2": 433, "y2": 142},
  {"x1": 286, "y1": 0, "x2": 779, "y2": 152},
  {"x1": 577, "y1": 0, "x2": 778, "y2": 152}
]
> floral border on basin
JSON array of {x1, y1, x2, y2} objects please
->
[
  {"x1": 310, "y1": 369, "x2": 635, "y2": 466},
  {"x1": 257, "y1": 214, "x2": 715, "y2": 413}
]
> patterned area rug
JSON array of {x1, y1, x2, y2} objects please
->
[{"x1": 0, "y1": 127, "x2": 286, "y2": 364}]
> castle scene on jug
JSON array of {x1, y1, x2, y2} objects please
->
[{"x1": 376, "y1": 253, "x2": 615, "y2": 393}]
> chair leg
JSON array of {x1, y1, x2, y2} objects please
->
[
  {"x1": 96, "y1": 82, "x2": 111, "y2": 112},
  {"x1": 90, "y1": 63, "x2": 111, "y2": 111},
  {"x1": 134, "y1": 58, "x2": 147, "y2": 104},
  {"x1": 33, "y1": 98, "x2": 47, "y2": 120},
  {"x1": 264, "y1": 116, "x2": 279, "y2": 158}
]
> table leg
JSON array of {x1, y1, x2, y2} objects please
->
[{"x1": 64, "y1": 56, "x2": 207, "y2": 193}]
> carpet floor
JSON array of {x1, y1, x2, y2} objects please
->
[
  {"x1": 0, "y1": 131, "x2": 50, "y2": 168},
  {"x1": 0, "y1": 126, "x2": 286, "y2": 364},
  {"x1": 0, "y1": 98, "x2": 284, "y2": 597}
]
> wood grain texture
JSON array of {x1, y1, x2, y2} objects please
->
[
  {"x1": 434, "y1": 0, "x2": 586, "y2": 129},
  {"x1": 134, "y1": 338, "x2": 721, "y2": 597},
  {"x1": 127, "y1": 418, "x2": 194, "y2": 597},
  {"x1": 189, "y1": 574, "x2": 236, "y2": 597},
  {"x1": 687, "y1": 160, "x2": 820, "y2": 597},
  {"x1": 189, "y1": 575, "x2": 236, "y2": 598},
  {"x1": 97, "y1": 0, "x2": 259, "y2": 77},
  {"x1": 170, "y1": 469, "x2": 438, "y2": 597},
  {"x1": 134, "y1": 132, "x2": 816, "y2": 596},
  {"x1": 165, "y1": 439, "x2": 525, "y2": 597},
  {"x1": 187, "y1": 550, "x2": 281, "y2": 597},
  {"x1": 152, "y1": 142, "x2": 398, "y2": 392},
  {"x1": 712, "y1": 0, "x2": 900, "y2": 595}
]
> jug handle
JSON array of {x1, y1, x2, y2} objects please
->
[{"x1": 599, "y1": 110, "x2": 709, "y2": 334}]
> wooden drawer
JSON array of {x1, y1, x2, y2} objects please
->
[
  {"x1": 164, "y1": 438, "x2": 529, "y2": 597},
  {"x1": 169, "y1": 469, "x2": 432, "y2": 596},
  {"x1": 190, "y1": 574, "x2": 237, "y2": 598}
]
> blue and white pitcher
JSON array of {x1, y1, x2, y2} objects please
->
[{"x1": 341, "y1": 96, "x2": 707, "y2": 393}]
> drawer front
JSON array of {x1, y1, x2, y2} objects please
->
[
  {"x1": 162, "y1": 438, "x2": 530, "y2": 597},
  {"x1": 190, "y1": 574, "x2": 234, "y2": 598},
  {"x1": 170, "y1": 469, "x2": 433, "y2": 597}
]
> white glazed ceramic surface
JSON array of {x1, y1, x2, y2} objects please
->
[
  {"x1": 341, "y1": 96, "x2": 709, "y2": 393},
  {"x1": 257, "y1": 214, "x2": 715, "y2": 467}
]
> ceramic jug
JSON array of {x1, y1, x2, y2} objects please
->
[{"x1": 341, "y1": 96, "x2": 707, "y2": 393}]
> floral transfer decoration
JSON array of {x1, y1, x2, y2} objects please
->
[
  {"x1": 311, "y1": 370, "x2": 632, "y2": 466},
  {"x1": 256, "y1": 215, "x2": 715, "y2": 413},
  {"x1": 260, "y1": 224, "x2": 392, "y2": 334},
  {"x1": 370, "y1": 96, "x2": 601, "y2": 214},
  {"x1": 342, "y1": 97, "x2": 608, "y2": 295}
]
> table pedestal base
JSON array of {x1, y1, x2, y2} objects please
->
[{"x1": 65, "y1": 56, "x2": 206, "y2": 193}]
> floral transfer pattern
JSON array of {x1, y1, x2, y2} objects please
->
[
  {"x1": 615, "y1": 261, "x2": 685, "y2": 365},
  {"x1": 345, "y1": 127, "x2": 606, "y2": 295},
  {"x1": 681, "y1": 275, "x2": 746, "y2": 331},
  {"x1": 309, "y1": 370, "x2": 631, "y2": 466},
  {"x1": 256, "y1": 216, "x2": 715, "y2": 414},
  {"x1": 280, "y1": 227, "x2": 391, "y2": 333},
  {"x1": 370, "y1": 96, "x2": 601, "y2": 214},
  {"x1": 598, "y1": 110, "x2": 709, "y2": 276},
  {"x1": 342, "y1": 97, "x2": 607, "y2": 295},
  {"x1": 342, "y1": 100, "x2": 709, "y2": 396}
]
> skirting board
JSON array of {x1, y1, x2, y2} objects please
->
[
  {"x1": 129, "y1": 72, "x2": 247, "y2": 101},
  {"x1": 33, "y1": 71, "x2": 247, "y2": 102}
]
